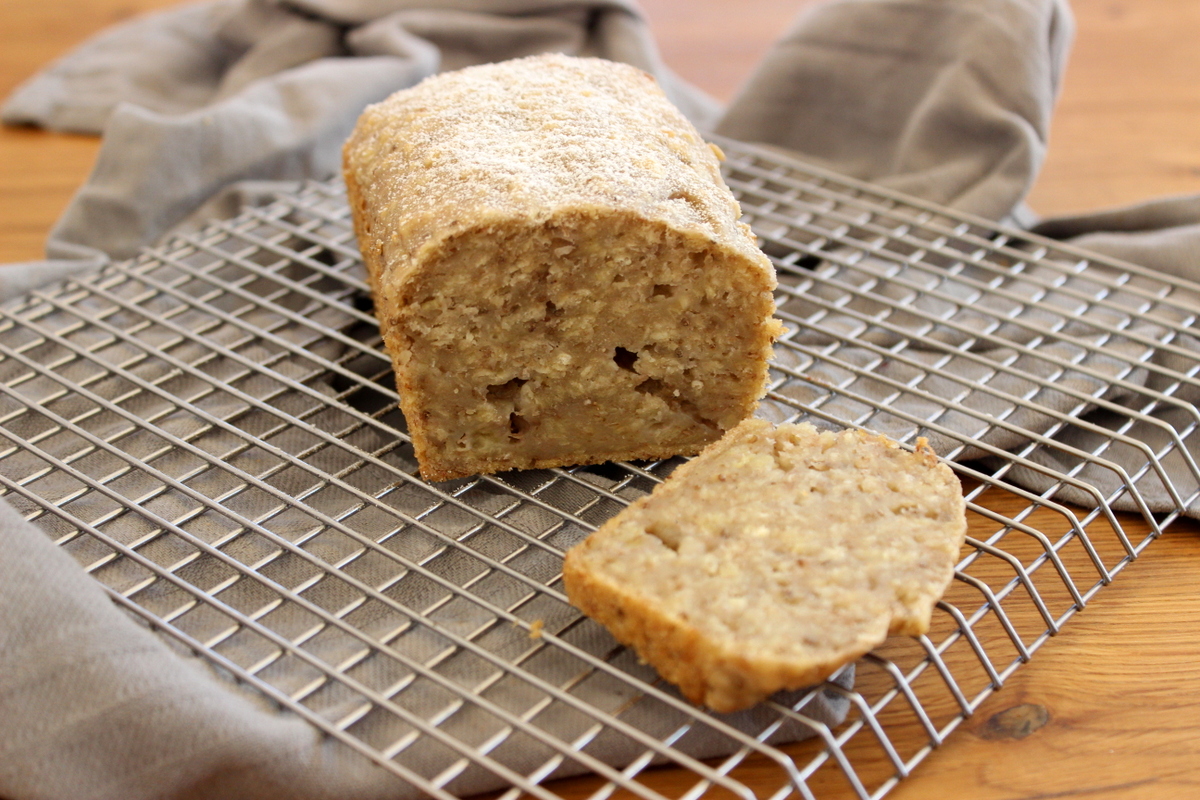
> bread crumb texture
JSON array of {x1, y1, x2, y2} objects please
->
[
  {"x1": 343, "y1": 54, "x2": 782, "y2": 481},
  {"x1": 562, "y1": 419, "x2": 968, "y2": 713}
]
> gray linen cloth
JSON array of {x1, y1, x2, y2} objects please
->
[{"x1": 2, "y1": 0, "x2": 1199, "y2": 798}]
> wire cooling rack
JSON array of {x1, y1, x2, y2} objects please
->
[{"x1": 2, "y1": 137, "x2": 1199, "y2": 800}]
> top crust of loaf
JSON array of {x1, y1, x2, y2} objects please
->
[
  {"x1": 561, "y1": 419, "x2": 968, "y2": 712},
  {"x1": 343, "y1": 53, "x2": 770, "y2": 303}
]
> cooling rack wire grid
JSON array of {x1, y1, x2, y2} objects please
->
[{"x1": 1, "y1": 136, "x2": 1197, "y2": 800}]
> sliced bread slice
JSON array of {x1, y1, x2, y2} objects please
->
[{"x1": 561, "y1": 419, "x2": 967, "y2": 712}]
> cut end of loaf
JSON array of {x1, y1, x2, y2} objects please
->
[
  {"x1": 562, "y1": 419, "x2": 968, "y2": 713},
  {"x1": 388, "y1": 211, "x2": 780, "y2": 481}
]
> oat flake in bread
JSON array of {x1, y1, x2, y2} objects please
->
[
  {"x1": 342, "y1": 54, "x2": 783, "y2": 482},
  {"x1": 561, "y1": 419, "x2": 968, "y2": 713}
]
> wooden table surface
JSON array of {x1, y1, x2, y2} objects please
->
[{"x1": 3, "y1": 1, "x2": 1200, "y2": 799}]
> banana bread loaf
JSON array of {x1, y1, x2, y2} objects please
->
[
  {"x1": 342, "y1": 54, "x2": 782, "y2": 481},
  {"x1": 561, "y1": 419, "x2": 968, "y2": 713}
]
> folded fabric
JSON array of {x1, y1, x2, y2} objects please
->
[
  {"x1": 3, "y1": 0, "x2": 718, "y2": 264},
  {"x1": 4, "y1": 0, "x2": 1200, "y2": 798},
  {"x1": 719, "y1": 0, "x2": 1071, "y2": 223},
  {"x1": 0, "y1": 501, "x2": 406, "y2": 800}
]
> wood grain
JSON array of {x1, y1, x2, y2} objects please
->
[
  {"x1": 0, "y1": 0, "x2": 181, "y2": 264},
  {"x1": 1026, "y1": 0, "x2": 1200, "y2": 215},
  {"x1": 3, "y1": 1, "x2": 1200, "y2": 798}
]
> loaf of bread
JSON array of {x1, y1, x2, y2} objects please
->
[
  {"x1": 342, "y1": 54, "x2": 782, "y2": 482},
  {"x1": 561, "y1": 419, "x2": 968, "y2": 713}
]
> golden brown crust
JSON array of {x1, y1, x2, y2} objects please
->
[
  {"x1": 343, "y1": 54, "x2": 781, "y2": 481},
  {"x1": 562, "y1": 420, "x2": 968, "y2": 712}
]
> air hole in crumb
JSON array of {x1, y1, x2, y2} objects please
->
[
  {"x1": 486, "y1": 378, "x2": 527, "y2": 403},
  {"x1": 636, "y1": 378, "x2": 719, "y2": 432},
  {"x1": 508, "y1": 413, "x2": 529, "y2": 439},
  {"x1": 613, "y1": 273, "x2": 626, "y2": 284},
  {"x1": 636, "y1": 378, "x2": 664, "y2": 395},
  {"x1": 646, "y1": 523, "x2": 681, "y2": 551},
  {"x1": 613, "y1": 347, "x2": 639, "y2": 372},
  {"x1": 543, "y1": 300, "x2": 563, "y2": 319},
  {"x1": 652, "y1": 284, "x2": 674, "y2": 298}
]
